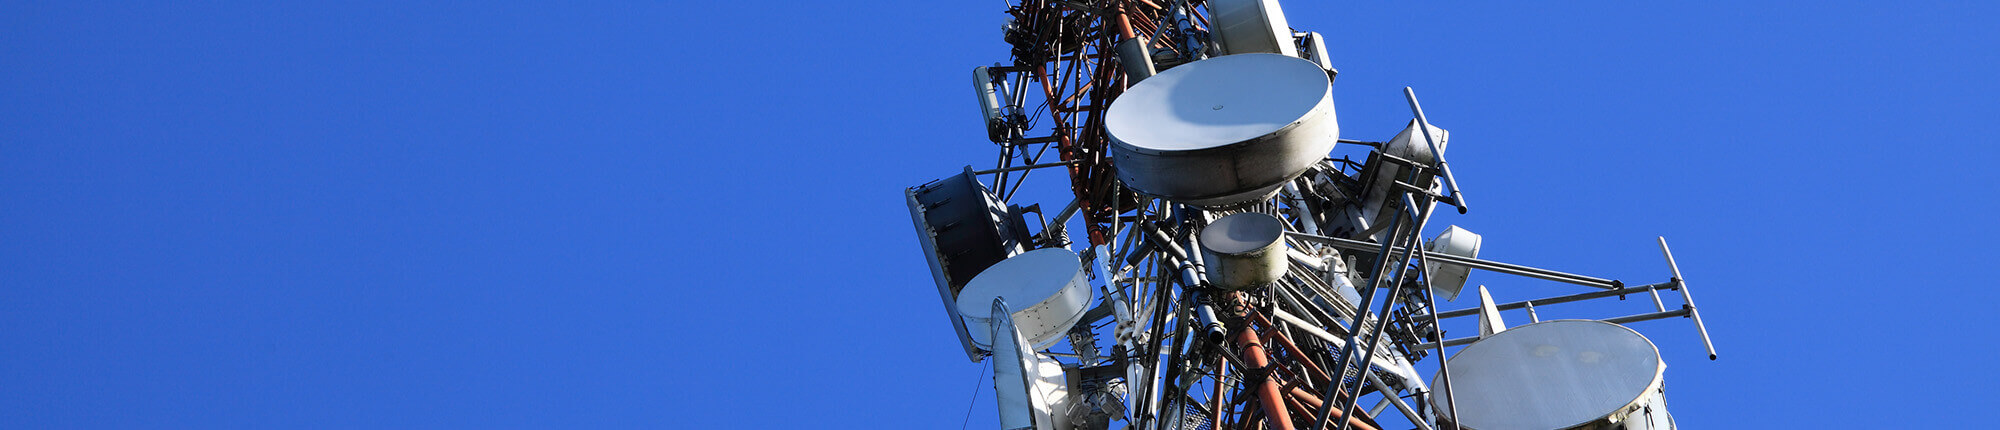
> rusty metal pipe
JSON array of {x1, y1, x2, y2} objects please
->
[
  {"x1": 1212, "y1": 363, "x2": 1229, "y2": 427},
  {"x1": 1258, "y1": 312, "x2": 1385, "y2": 430},
  {"x1": 1114, "y1": 0, "x2": 1137, "y2": 39},
  {"x1": 1239, "y1": 406, "x2": 1264, "y2": 430},
  {"x1": 1251, "y1": 310, "x2": 1333, "y2": 386},
  {"x1": 1286, "y1": 394, "x2": 1317, "y2": 427},
  {"x1": 1288, "y1": 387, "x2": 1379, "y2": 430},
  {"x1": 1236, "y1": 324, "x2": 1295, "y2": 430},
  {"x1": 1232, "y1": 394, "x2": 1254, "y2": 430},
  {"x1": 1289, "y1": 386, "x2": 1323, "y2": 408}
]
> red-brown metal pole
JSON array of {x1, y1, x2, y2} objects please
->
[
  {"x1": 1287, "y1": 387, "x2": 1380, "y2": 430},
  {"x1": 1250, "y1": 310, "x2": 1333, "y2": 386},
  {"x1": 1231, "y1": 393, "x2": 1253, "y2": 430},
  {"x1": 1238, "y1": 405, "x2": 1264, "y2": 430},
  {"x1": 1288, "y1": 386, "x2": 1323, "y2": 408},
  {"x1": 1235, "y1": 323, "x2": 1295, "y2": 430},
  {"x1": 1212, "y1": 363, "x2": 1229, "y2": 427},
  {"x1": 1286, "y1": 393, "x2": 1318, "y2": 427},
  {"x1": 1113, "y1": 0, "x2": 1137, "y2": 40}
]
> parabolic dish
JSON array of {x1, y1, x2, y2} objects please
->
[
  {"x1": 956, "y1": 248, "x2": 1092, "y2": 350},
  {"x1": 1106, "y1": 53, "x2": 1337, "y2": 207},
  {"x1": 1433, "y1": 320, "x2": 1665, "y2": 430}
]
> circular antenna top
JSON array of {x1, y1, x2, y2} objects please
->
[
  {"x1": 955, "y1": 248, "x2": 1092, "y2": 349},
  {"x1": 1201, "y1": 212, "x2": 1286, "y2": 255},
  {"x1": 1435, "y1": 320, "x2": 1665, "y2": 430},
  {"x1": 1106, "y1": 53, "x2": 1331, "y2": 154}
]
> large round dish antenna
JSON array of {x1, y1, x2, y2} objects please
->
[
  {"x1": 956, "y1": 248, "x2": 1093, "y2": 350},
  {"x1": 1105, "y1": 53, "x2": 1337, "y2": 207},
  {"x1": 1433, "y1": 319, "x2": 1668, "y2": 430}
]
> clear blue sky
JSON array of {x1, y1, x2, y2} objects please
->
[{"x1": 3, "y1": 1, "x2": 1995, "y2": 428}]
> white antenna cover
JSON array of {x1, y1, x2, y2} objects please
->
[
  {"x1": 1426, "y1": 225, "x2": 1481, "y2": 301},
  {"x1": 974, "y1": 66, "x2": 1008, "y2": 142},
  {"x1": 1299, "y1": 31, "x2": 1333, "y2": 71},
  {"x1": 1387, "y1": 119, "x2": 1449, "y2": 165},
  {"x1": 1106, "y1": 53, "x2": 1337, "y2": 207},
  {"x1": 957, "y1": 248, "x2": 1093, "y2": 350},
  {"x1": 1475, "y1": 285, "x2": 1505, "y2": 338},
  {"x1": 1208, "y1": 0, "x2": 1298, "y2": 57},
  {"x1": 1199, "y1": 212, "x2": 1289, "y2": 290},
  {"x1": 988, "y1": 300, "x2": 1075, "y2": 430},
  {"x1": 1434, "y1": 320, "x2": 1668, "y2": 430}
]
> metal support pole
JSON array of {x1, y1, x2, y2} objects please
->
[
  {"x1": 1658, "y1": 237, "x2": 1718, "y2": 360},
  {"x1": 1271, "y1": 309, "x2": 1347, "y2": 349},
  {"x1": 1364, "y1": 372, "x2": 1433, "y2": 430},
  {"x1": 1284, "y1": 181, "x2": 1324, "y2": 236},
  {"x1": 1212, "y1": 364, "x2": 1229, "y2": 428},
  {"x1": 1322, "y1": 197, "x2": 1435, "y2": 430},
  {"x1": 1403, "y1": 87, "x2": 1467, "y2": 214},
  {"x1": 1286, "y1": 386, "x2": 1379, "y2": 430},
  {"x1": 1285, "y1": 232, "x2": 1622, "y2": 290},
  {"x1": 973, "y1": 160, "x2": 1080, "y2": 175},
  {"x1": 1096, "y1": 245, "x2": 1138, "y2": 350},
  {"x1": 1411, "y1": 308, "x2": 1693, "y2": 351},
  {"x1": 1413, "y1": 281, "x2": 1678, "y2": 320},
  {"x1": 1160, "y1": 304, "x2": 1194, "y2": 430},
  {"x1": 1407, "y1": 237, "x2": 1460, "y2": 430},
  {"x1": 1603, "y1": 308, "x2": 1694, "y2": 325},
  {"x1": 1051, "y1": 197, "x2": 1083, "y2": 230},
  {"x1": 1235, "y1": 322, "x2": 1295, "y2": 430},
  {"x1": 1311, "y1": 195, "x2": 1409, "y2": 430},
  {"x1": 1250, "y1": 312, "x2": 1331, "y2": 386}
]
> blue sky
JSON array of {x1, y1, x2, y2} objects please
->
[{"x1": 3, "y1": 1, "x2": 1996, "y2": 428}]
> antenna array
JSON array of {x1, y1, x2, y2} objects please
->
[{"x1": 909, "y1": 1, "x2": 1716, "y2": 429}]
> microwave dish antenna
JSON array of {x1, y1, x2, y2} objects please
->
[{"x1": 1106, "y1": 53, "x2": 1337, "y2": 207}]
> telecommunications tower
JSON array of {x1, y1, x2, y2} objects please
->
[{"x1": 906, "y1": 1, "x2": 1717, "y2": 429}]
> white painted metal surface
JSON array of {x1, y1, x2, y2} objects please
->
[
  {"x1": 1032, "y1": 356, "x2": 1073, "y2": 430},
  {"x1": 975, "y1": 66, "x2": 1007, "y2": 143},
  {"x1": 990, "y1": 300, "x2": 1040, "y2": 430},
  {"x1": 1619, "y1": 387, "x2": 1674, "y2": 430},
  {"x1": 1356, "y1": 120, "x2": 1451, "y2": 242},
  {"x1": 1199, "y1": 212, "x2": 1289, "y2": 289},
  {"x1": 1434, "y1": 320, "x2": 1669, "y2": 430},
  {"x1": 1207, "y1": 0, "x2": 1298, "y2": 57},
  {"x1": 1427, "y1": 225, "x2": 1482, "y2": 301},
  {"x1": 1388, "y1": 118, "x2": 1449, "y2": 165},
  {"x1": 1106, "y1": 53, "x2": 1337, "y2": 207},
  {"x1": 1475, "y1": 285, "x2": 1505, "y2": 338},
  {"x1": 989, "y1": 300, "x2": 1076, "y2": 430},
  {"x1": 958, "y1": 248, "x2": 1093, "y2": 350},
  {"x1": 1300, "y1": 31, "x2": 1332, "y2": 71}
]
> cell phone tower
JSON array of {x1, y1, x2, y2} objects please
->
[{"x1": 906, "y1": 1, "x2": 1717, "y2": 429}]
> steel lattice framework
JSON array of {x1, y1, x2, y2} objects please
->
[{"x1": 919, "y1": 1, "x2": 1718, "y2": 429}]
